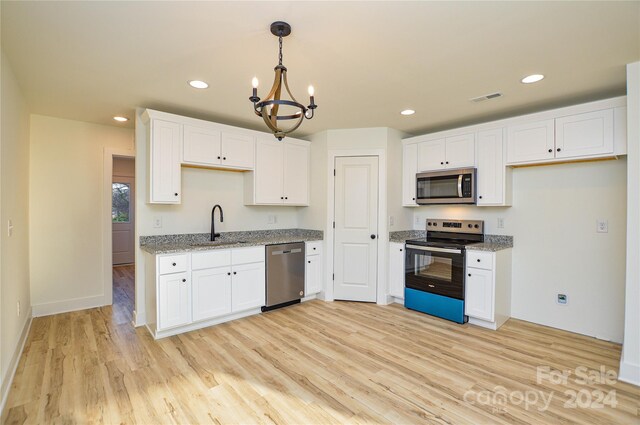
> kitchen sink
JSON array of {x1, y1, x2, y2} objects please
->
[{"x1": 189, "y1": 241, "x2": 247, "y2": 247}]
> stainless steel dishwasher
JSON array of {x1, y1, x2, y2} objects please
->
[{"x1": 263, "y1": 242, "x2": 305, "y2": 311}]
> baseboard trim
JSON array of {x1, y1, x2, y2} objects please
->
[
  {"x1": 32, "y1": 294, "x2": 104, "y2": 317},
  {"x1": 619, "y1": 357, "x2": 640, "y2": 386},
  {"x1": 0, "y1": 308, "x2": 32, "y2": 416}
]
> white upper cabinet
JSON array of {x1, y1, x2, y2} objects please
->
[
  {"x1": 221, "y1": 132, "x2": 255, "y2": 169},
  {"x1": 245, "y1": 137, "x2": 310, "y2": 206},
  {"x1": 183, "y1": 125, "x2": 222, "y2": 166},
  {"x1": 417, "y1": 133, "x2": 475, "y2": 172},
  {"x1": 555, "y1": 109, "x2": 613, "y2": 159},
  {"x1": 149, "y1": 119, "x2": 182, "y2": 204},
  {"x1": 182, "y1": 126, "x2": 254, "y2": 169},
  {"x1": 477, "y1": 128, "x2": 511, "y2": 206},
  {"x1": 402, "y1": 143, "x2": 418, "y2": 206},
  {"x1": 506, "y1": 119, "x2": 555, "y2": 164}
]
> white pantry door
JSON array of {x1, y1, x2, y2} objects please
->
[{"x1": 333, "y1": 156, "x2": 379, "y2": 302}]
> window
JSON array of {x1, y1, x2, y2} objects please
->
[{"x1": 112, "y1": 183, "x2": 130, "y2": 222}]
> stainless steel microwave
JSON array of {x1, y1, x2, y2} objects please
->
[{"x1": 416, "y1": 168, "x2": 476, "y2": 205}]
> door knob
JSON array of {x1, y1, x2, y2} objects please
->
[{"x1": 370, "y1": 234, "x2": 376, "y2": 239}]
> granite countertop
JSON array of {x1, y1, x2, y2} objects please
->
[
  {"x1": 140, "y1": 229, "x2": 323, "y2": 255},
  {"x1": 389, "y1": 231, "x2": 513, "y2": 252}
]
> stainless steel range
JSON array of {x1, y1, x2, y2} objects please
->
[{"x1": 404, "y1": 218, "x2": 484, "y2": 323}]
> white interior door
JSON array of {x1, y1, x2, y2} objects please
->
[
  {"x1": 333, "y1": 156, "x2": 379, "y2": 302},
  {"x1": 112, "y1": 175, "x2": 135, "y2": 265}
]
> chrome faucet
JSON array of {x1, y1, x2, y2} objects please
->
[{"x1": 211, "y1": 204, "x2": 224, "y2": 241}]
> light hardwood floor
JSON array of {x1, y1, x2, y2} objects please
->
[{"x1": 2, "y1": 299, "x2": 638, "y2": 424}]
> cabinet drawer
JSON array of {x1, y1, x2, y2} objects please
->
[
  {"x1": 306, "y1": 241, "x2": 322, "y2": 256},
  {"x1": 232, "y1": 246, "x2": 265, "y2": 265},
  {"x1": 466, "y1": 251, "x2": 494, "y2": 270},
  {"x1": 191, "y1": 249, "x2": 231, "y2": 271},
  {"x1": 158, "y1": 254, "x2": 188, "y2": 275}
]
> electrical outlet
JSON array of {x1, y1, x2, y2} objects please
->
[
  {"x1": 389, "y1": 216, "x2": 395, "y2": 226},
  {"x1": 153, "y1": 216, "x2": 162, "y2": 228},
  {"x1": 497, "y1": 217, "x2": 504, "y2": 229},
  {"x1": 596, "y1": 219, "x2": 608, "y2": 233},
  {"x1": 557, "y1": 294, "x2": 568, "y2": 305},
  {"x1": 7, "y1": 219, "x2": 13, "y2": 237},
  {"x1": 267, "y1": 215, "x2": 275, "y2": 224},
  {"x1": 273, "y1": 215, "x2": 278, "y2": 224},
  {"x1": 414, "y1": 215, "x2": 421, "y2": 225},
  {"x1": 17, "y1": 301, "x2": 20, "y2": 317}
]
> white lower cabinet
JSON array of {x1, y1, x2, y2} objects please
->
[
  {"x1": 158, "y1": 272, "x2": 191, "y2": 329},
  {"x1": 231, "y1": 262, "x2": 266, "y2": 312},
  {"x1": 191, "y1": 267, "x2": 232, "y2": 322},
  {"x1": 464, "y1": 248, "x2": 512, "y2": 330},
  {"x1": 388, "y1": 242, "x2": 405, "y2": 299},
  {"x1": 147, "y1": 246, "x2": 266, "y2": 339},
  {"x1": 305, "y1": 241, "x2": 323, "y2": 296}
]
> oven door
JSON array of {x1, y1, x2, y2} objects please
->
[{"x1": 405, "y1": 244, "x2": 465, "y2": 299}]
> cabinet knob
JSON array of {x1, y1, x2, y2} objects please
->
[
  {"x1": 400, "y1": 249, "x2": 403, "y2": 252},
  {"x1": 479, "y1": 195, "x2": 483, "y2": 199},
  {"x1": 233, "y1": 271, "x2": 237, "y2": 275},
  {"x1": 172, "y1": 262, "x2": 176, "y2": 266},
  {"x1": 223, "y1": 157, "x2": 227, "y2": 160},
  {"x1": 308, "y1": 260, "x2": 311, "y2": 263},
  {"x1": 281, "y1": 197, "x2": 284, "y2": 200},
  {"x1": 174, "y1": 193, "x2": 179, "y2": 196},
  {"x1": 313, "y1": 247, "x2": 316, "y2": 250},
  {"x1": 285, "y1": 197, "x2": 288, "y2": 200},
  {"x1": 227, "y1": 272, "x2": 231, "y2": 276},
  {"x1": 548, "y1": 149, "x2": 552, "y2": 153},
  {"x1": 217, "y1": 156, "x2": 221, "y2": 159},
  {"x1": 370, "y1": 234, "x2": 376, "y2": 239},
  {"x1": 182, "y1": 278, "x2": 186, "y2": 283},
  {"x1": 412, "y1": 197, "x2": 415, "y2": 201},
  {"x1": 477, "y1": 259, "x2": 481, "y2": 262},
  {"x1": 440, "y1": 161, "x2": 444, "y2": 165},
  {"x1": 446, "y1": 161, "x2": 449, "y2": 165},
  {"x1": 556, "y1": 148, "x2": 561, "y2": 152},
  {"x1": 468, "y1": 273, "x2": 471, "y2": 277}
]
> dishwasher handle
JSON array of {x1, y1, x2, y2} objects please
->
[{"x1": 271, "y1": 248, "x2": 303, "y2": 255}]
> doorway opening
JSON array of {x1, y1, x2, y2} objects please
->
[{"x1": 110, "y1": 156, "x2": 135, "y2": 323}]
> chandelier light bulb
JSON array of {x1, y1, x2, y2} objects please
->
[
  {"x1": 252, "y1": 77, "x2": 259, "y2": 88},
  {"x1": 308, "y1": 85, "x2": 315, "y2": 96}
]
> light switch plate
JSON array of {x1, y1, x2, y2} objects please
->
[
  {"x1": 7, "y1": 219, "x2": 13, "y2": 237},
  {"x1": 153, "y1": 216, "x2": 162, "y2": 228},
  {"x1": 497, "y1": 217, "x2": 504, "y2": 229}
]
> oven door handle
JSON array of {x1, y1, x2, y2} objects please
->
[
  {"x1": 457, "y1": 174, "x2": 463, "y2": 198},
  {"x1": 406, "y1": 244, "x2": 462, "y2": 254}
]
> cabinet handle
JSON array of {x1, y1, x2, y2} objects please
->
[
  {"x1": 468, "y1": 273, "x2": 471, "y2": 277},
  {"x1": 556, "y1": 148, "x2": 561, "y2": 152},
  {"x1": 548, "y1": 149, "x2": 552, "y2": 153},
  {"x1": 182, "y1": 279, "x2": 186, "y2": 283},
  {"x1": 172, "y1": 262, "x2": 176, "y2": 266}
]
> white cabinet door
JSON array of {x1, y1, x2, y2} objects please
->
[
  {"x1": 388, "y1": 242, "x2": 405, "y2": 298},
  {"x1": 506, "y1": 119, "x2": 555, "y2": 164},
  {"x1": 254, "y1": 138, "x2": 284, "y2": 204},
  {"x1": 221, "y1": 132, "x2": 255, "y2": 169},
  {"x1": 305, "y1": 255, "x2": 322, "y2": 295},
  {"x1": 283, "y1": 141, "x2": 309, "y2": 205},
  {"x1": 150, "y1": 119, "x2": 182, "y2": 203},
  {"x1": 158, "y1": 272, "x2": 191, "y2": 329},
  {"x1": 417, "y1": 138, "x2": 446, "y2": 171},
  {"x1": 477, "y1": 128, "x2": 504, "y2": 205},
  {"x1": 465, "y1": 267, "x2": 494, "y2": 322},
  {"x1": 445, "y1": 133, "x2": 475, "y2": 169},
  {"x1": 231, "y1": 262, "x2": 266, "y2": 312},
  {"x1": 191, "y1": 267, "x2": 232, "y2": 322},
  {"x1": 555, "y1": 109, "x2": 614, "y2": 159},
  {"x1": 182, "y1": 125, "x2": 221, "y2": 166},
  {"x1": 402, "y1": 143, "x2": 418, "y2": 206}
]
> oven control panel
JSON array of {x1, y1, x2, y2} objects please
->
[{"x1": 426, "y1": 219, "x2": 484, "y2": 234}]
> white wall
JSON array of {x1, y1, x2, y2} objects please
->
[
  {"x1": 0, "y1": 51, "x2": 32, "y2": 408},
  {"x1": 411, "y1": 159, "x2": 627, "y2": 343},
  {"x1": 29, "y1": 115, "x2": 134, "y2": 315},
  {"x1": 620, "y1": 61, "x2": 640, "y2": 385}
]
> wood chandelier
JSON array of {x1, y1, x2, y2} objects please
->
[{"x1": 249, "y1": 21, "x2": 317, "y2": 141}]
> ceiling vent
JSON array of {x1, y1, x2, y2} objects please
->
[{"x1": 470, "y1": 92, "x2": 503, "y2": 103}]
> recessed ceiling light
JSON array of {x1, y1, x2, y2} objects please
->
[
  {"x1": 113, "y1": 116, "x2": 129, "y2": 122},
  {"x1": 401, "y1": 109, "x2": 415, "y2": 116},
  {"x1": 189, "y1": 80, "x2": 209, "y2": 89},
  {"x1": 521, "y1": 74, "x2": 545, "y2": 84}
]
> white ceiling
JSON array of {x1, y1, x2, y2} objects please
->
[{"x1": 1, "y1": 1, "x2": 639, "y2": 138}]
